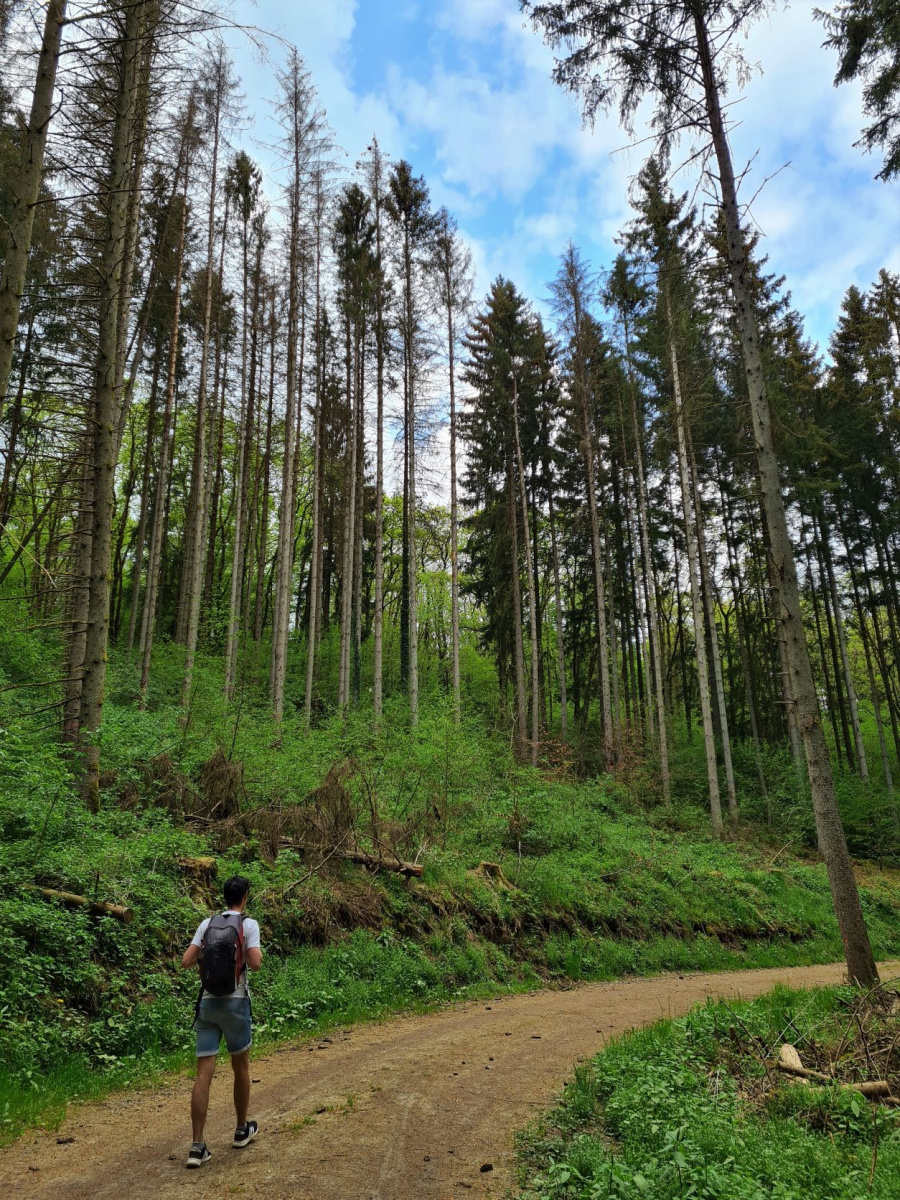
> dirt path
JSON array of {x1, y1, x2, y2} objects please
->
[{"x1": 4, "y1": 960, "x2": 895, "y2": 1200}]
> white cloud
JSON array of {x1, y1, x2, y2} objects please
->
[{"x1": 227, "y1": 0, "x2": 896, "y2": 352}]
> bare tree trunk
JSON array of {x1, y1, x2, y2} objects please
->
[
  {"x1": 79, "y1": 0, "x2": 149, "y2": 809},
  {"x1": 448, "y1": 300, "x2": 461, "y2": 725},
  {"x1": 125, "y1": 349, "x2": 161, "y2": 653},
  {"x1": 224, "y1": 183, "x2": 253, "y2": 701},
  {"x1": 511, "y1": 375, "x2": 540, "y2": 765},
  {"x1": 303, "y1": 180, "x2": 325, "y2": 727},
  {"x1": 819, "y1": 510, "x2": 868, "y2": 779},
  {"x1": 668, "y1": 308, "x2": 722, "y2": 834},
  {"x1": 180, "y1": 54, "x2": 226, "y2": 708},
  {"x1": 579, "y1": 394, "x2": 614, "y2": 770},
  {"x1": 544, "y1": 449, "x2": 568, "y2": 738},
  {"x1": 841, "y1": 520, "x2": 895, "y2": 816},
  {"x1": 138, "y1": 140, "x2": 190, "y2": 706},
  {"x1": 687, "y1": 433, "x2": 737, "y2": 819},
  {"x1": 624, "y1": 336, "x2": 669, "y2": 802},
  {"x1": 254, "y1": 292, "x2": 276, "y2": 643},
  {"x1": 407, "y1": 303, "x2": 419, "y2": 728},
  {"x1": 0, "y1": 0, "x2": 66, "y2": 426},
  {"x1": 368, "y1": 148, "x2": 387, "y2": 721},
  {"x1": 509, "y1": 464, "x2": 527, "y2": 757},
  {"x1": 694, "y1": 4, "x2": 877, "y2": 984},
  {"x1": 338, "y1": 318, "x2": 358, "y2": 715}
]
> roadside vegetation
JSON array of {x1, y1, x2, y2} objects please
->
[
  {"x1": 3, "y1": 617, "x2": 900, "y2": 1143},
  {"x1": 518, "y1": 982, "x2": 900, "y2": 1199}
]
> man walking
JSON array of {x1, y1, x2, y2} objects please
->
[{"x1": 181, "y1": 874, "x2": 263, "y2": 1168}]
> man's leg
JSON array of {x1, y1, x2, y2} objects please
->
[
  {"x1": 191, "y1": 1054, "x2": 218, "y2": 1142},
  {"x1": 231, "y1": 1049, "x2": 250, "y2": 1128}
]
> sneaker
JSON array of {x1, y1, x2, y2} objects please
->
[
  {"x1": 232, "y1": 1120, "x2": 258, "y2": 1149},
  {"x1": 186, "y1": 1142, "x2": 211, "y2": 1169}
]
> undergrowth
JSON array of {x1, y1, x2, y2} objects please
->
[
  {"x1": 518, "y1": 982, "x2": 900, "y2": 1199},
  {"x1": 2, "y1": 624, "x2": 900, "y2": 1144}
]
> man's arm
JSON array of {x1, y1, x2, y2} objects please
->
[
  {"x1": 244, "y1": 918, "x2": 263, "y2": 970},
  {"x1": 182, "y1": 919, "x2": 206, "y2": 969}
]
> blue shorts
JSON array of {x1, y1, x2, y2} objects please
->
[{"x1": 195, "y1": 994, "x2": 252, "y2": 1057}]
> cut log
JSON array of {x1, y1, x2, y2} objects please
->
[
  {"x1": 779, "y1": 1044, "x2": 804, "y2": 1072},
  {"x1": 280, "y1": 841, "x2": 423, "y2": 878},
  {"x1": 24, "y1": 884, "x2": 133, "y2": 924},
  {"x1": 853, "y1": 1080, "x2": 891, "y2": 1099},
  {"x1": 776, "y1": 1056, "x2": 891, "y2": 1099}
]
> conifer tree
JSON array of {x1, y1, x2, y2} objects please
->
[{"x1": 525, "y1": 0, "x2": 877, "y2": 981}]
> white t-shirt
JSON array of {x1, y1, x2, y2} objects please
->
[{"x1": 191, "y1": 910, "x2": 261, "y2": 999}]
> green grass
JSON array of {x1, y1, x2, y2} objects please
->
[{"x1": 517, "y1": 984, "x2": 900, "y2": 1199}]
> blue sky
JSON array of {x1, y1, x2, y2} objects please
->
[{"x1": 226, "y1": 0, "x2": 899, "y2": 357}]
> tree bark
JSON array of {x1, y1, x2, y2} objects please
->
[
  {"x1": 0, "y1": 0, "x2": 66, "y2": 427},
  {"x1": 179, "y1": 54, "x2": 225, "y2": 708},
  {"x1": 512, "y1": 374, "x2": 540, "y2": 765},
  {"x1": 693, "y1": 3, "x2": 877, "y2": 985},
  {"x1": 79, "y1": 0, "x2": 149, "y2": 809},
  {"x1": 138, "y1": 137, "x2": 191, "y2": 706},
  {"x1": 668, "y1": 304, "x2": 722, "y2": 834},
  {"x1": 687, "y1": 432, "x2": 737, "y2": 819}
]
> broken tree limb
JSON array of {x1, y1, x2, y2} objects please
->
[
  {"x1": 777, "y1": 1047, "x2": 891, "y2": 1097},
  {"x1": 280, "y1": 840, "x2": 423, "y2": 878},
  {"x1": 24, "y1": 884, "x2": 134, "y2": 924},
  {"x1": 778, "y1": 1064, "x2": 892, "y2": 1097}
]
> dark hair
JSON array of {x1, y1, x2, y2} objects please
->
[{"x1": 223, "y1": 875, "x2": 250, "y2": 908}]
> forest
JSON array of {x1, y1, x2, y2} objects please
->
[{"x1": 1, "y1": 1, "x2": 900, "y2": 1197}]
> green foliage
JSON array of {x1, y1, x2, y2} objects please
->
[
  {"x1": 519, "y1": 985, "x2": 900, "y2": 1199},
  {"x1": 3, "y1": 622, "x2": 900, "y2": 1144}
]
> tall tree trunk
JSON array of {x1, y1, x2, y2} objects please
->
[
  {"x1": 338, "y1": 317, "x2": 358, "y2": 714},
  {"x1": 125, "y1": 349, "x2": 161, "y2": 653},
  {"x1": 687, "y1": 433, "x2": 737, "y2": 819},
  {"x1": 578, "y1": 390, "x2": 614, "y2": 770},
  {"x1": 79, "y1": 0, "x2": 149, "y2": 809},
  {"x1": 224, "y1": 190, "x2": 253, "y2": 700},
  {"x1": 511, "y1": 375, "x2": 540, "y2": 765},
  {"x1": 303, "y1": 186, "x2": 325, "y2": 727},
  {"x1": 509, "y1": 463, "x2": 527, "y2": 758},
  {"x1": 544, "y1": 445, "x2": 568, "y2": 738},
  {"x1": 0, "y1": 0, "x2": 66, "y2": 427},
  {"x1": 693, "y1": 4, "x2": 877, "y2": 984},
  {"x1": 407, "y1": 265, "x2": 419, "y2": 728},
  {"x1": 179, "y1": 58, "x2": 225, "y2": 708},
  {"x1": 254, "y1": 292, "x2": 276, "y2": 643},
  {"x1": 369, "y1": 149, "x2": 387, "y2": 721},
  {"x1": 819, "y1": 510, "x2": 868, "y2": 779},
  {"x1": 138, "y1": 152, "x2": 190, "y2": 706},
  {"x1": 624, "y1": 332, "x2": 669, "y2": 801},
  {"x1": 271, "y1": 67, "x2": 307, "y2": 730},
  {"x1": 843, "y1": 533, "x2": 896, "y2": 820},
  {"x1": 668, "y1": 308, "x2": 722, "y2": 834},
  {"x1": 448, "y1": 296, "x2": 461, "y2": 724}
]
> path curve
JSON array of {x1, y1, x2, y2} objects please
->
[{"x1": 4, "y1": 960, "x2": 896, "y2": 1200}]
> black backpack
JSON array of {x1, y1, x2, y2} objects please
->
[{"x1": 198, "y1": 913, "x2": 246, "y2": 997}]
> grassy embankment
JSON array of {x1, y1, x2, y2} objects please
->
[
  {"x1": 2, "y1": 607, "x2": 900, "y2": 1143},
  {"x1": 517, "y1": 981, "x2": 900, "y2": 1199}
]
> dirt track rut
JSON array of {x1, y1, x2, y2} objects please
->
[{"x1": 4, "y1": 960, "x2": 895, "y2": 1200}]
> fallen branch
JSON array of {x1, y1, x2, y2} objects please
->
[
  {"x1": 280, "y1": 840, "x2": 423, "y2": 878},
  {"x1": 24, "y1": 883, "x2": 133, "y2": 924},
  {"x1": 777, "y1": 1046, "x2": 892, "y2": 1097}
]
